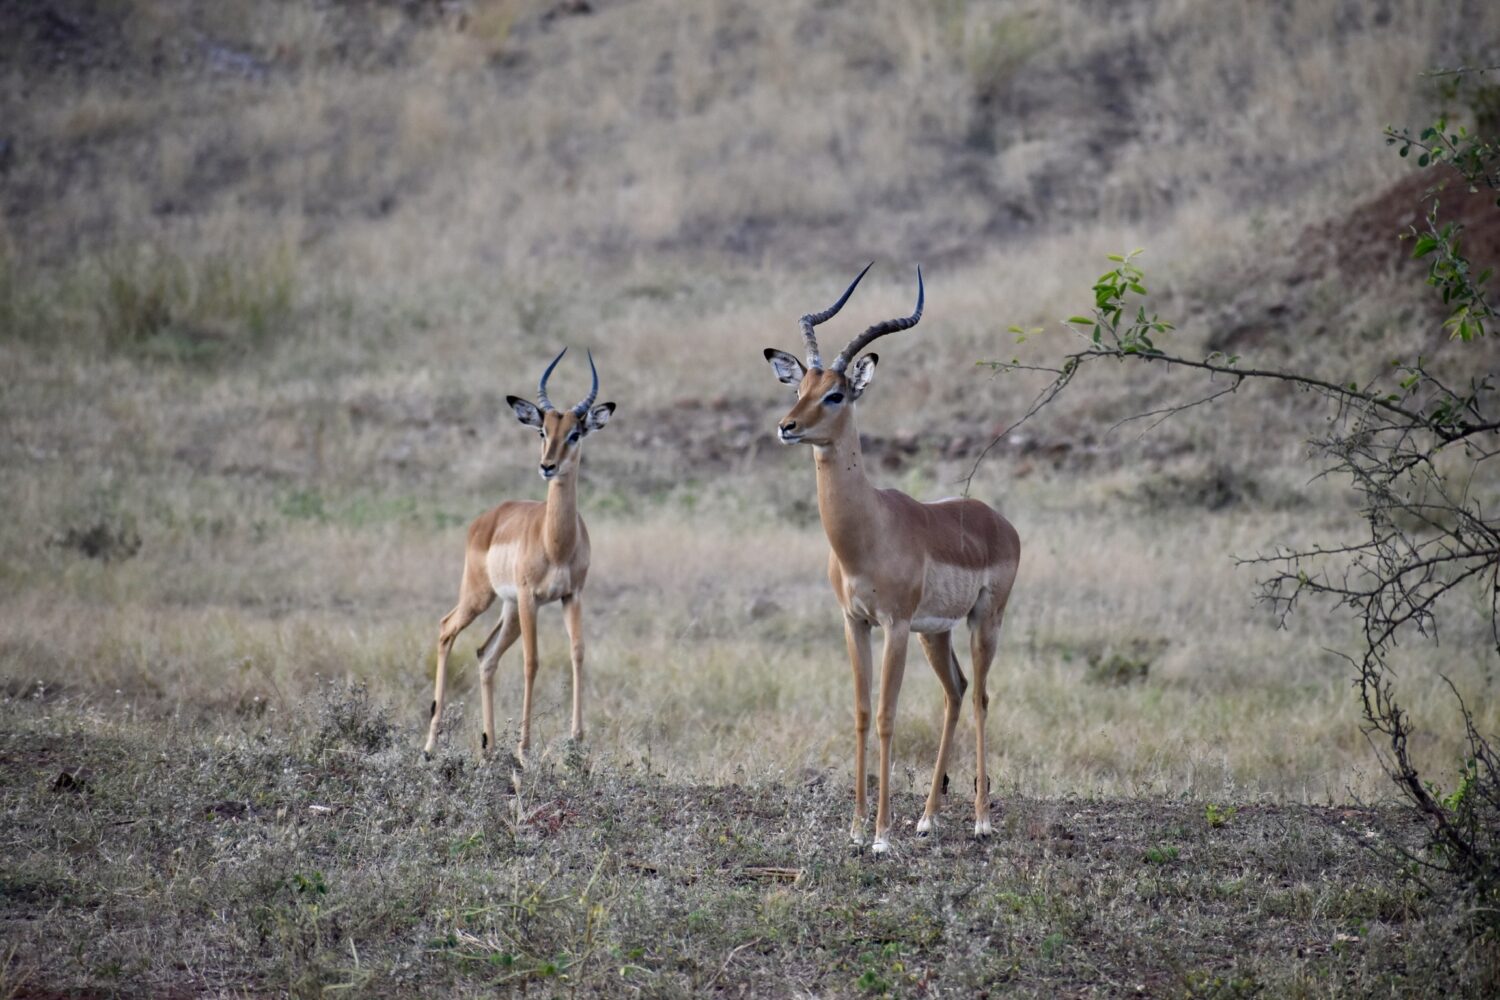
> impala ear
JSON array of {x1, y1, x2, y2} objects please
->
[
  {"x1": 763, "y1": 348, "x2": 806, "y2": 387},
  {"x1": 584, "y1": 402, "x2": 615, "y2": 432},
  {"x1": 845, "y1": 353, "x2": 878, "y2": 397},
  {"x1": 507, "y1": 395, "x2": 544, "y2": 429}
]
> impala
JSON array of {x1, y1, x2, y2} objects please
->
[
  {"x1": 763, "y1": 265, "x2": 1021, "y2": 854},
  {"x1": 422, "y1": 349, "x2": 615, "y2": 762}
]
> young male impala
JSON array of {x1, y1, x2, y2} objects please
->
[
  {"x1": 763, "y1": 265, "x2": 1021, "y2": 854},
  {"x1": 422, "y1": 349, "x2": 615, "y2": 762}
]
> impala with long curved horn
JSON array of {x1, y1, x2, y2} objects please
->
[
  {"x1": 422, "y1": 349, "x2": 615, "y2": 762},
  {"x1": 763, "y1": 267, "x2": 1021, "y2": 854}
]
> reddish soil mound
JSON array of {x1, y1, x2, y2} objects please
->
[
  {"x1": 1303, "y1": 169, "x2": 1500, "y2": 280},
  {"x1": 1210, "y1": 169, "x2": 1499, "y2": 357}
]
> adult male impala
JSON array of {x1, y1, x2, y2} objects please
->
[
  {"x1": 763, "y1": 265, "x2": 1020, "y2": 854},
  {"x1": 422, "y1": 349, "x2": 615, "y2": 762}
]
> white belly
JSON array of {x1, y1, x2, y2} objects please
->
[
  {"x1": 485, "y1": 543, "x2": 519, "y2": 602},
  {"x1": 486, "y1": 542, "x2": 575, "y2": 604},
  {"x1": 910, "y1": 615, "x2": 963, "y2": 634},
  {"x1": 914, "y1": 562, "x2": 985, "y2": 626},
  {"x1": 841, "y1": 562, "x2": 984, "y2": 633}
]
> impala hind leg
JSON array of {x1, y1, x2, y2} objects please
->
[
  {"x1": 843, "y1": 614, "x2": 873, "y2": 846},
  {"x1": 423, "y1": 586, "x2": 495, "y2": 758},
  {"x1": 872, "y1": 621, "x2": 912, "y2": 855},
  {"x1": 970, "y1": 613, "x2": 1002, "y2": 838},
  {"x1": 478, "y1": 602, "x2": 520, "y2": 756},
  {"x1": 917, "y1": 631, "x2": 967, "y2": 837}
]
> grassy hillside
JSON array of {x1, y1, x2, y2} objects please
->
[{"x1": 3, "y1": 0, "x2": 1500, "y2": 994}]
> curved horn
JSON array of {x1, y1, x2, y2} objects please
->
[
  {"x1": 537, "y1": 347, "x2": 567, "y2": 412},
  {"x1": 830, "y1": 267, "x2": 923, "y2": 372},
  {"x1": 572, "y1": 349, "x2": 599, "y2": 417},
  {"x1": 800, "y1": 262, "x2": 873, "y2": 370}
]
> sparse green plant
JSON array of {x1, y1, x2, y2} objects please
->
[
  {"x1": 1144, "y1": 844, "x2": 1180, "y2": 865},
  {"x1": 1205, "y1": 803, "x2": 1238, "y2": 829},
  {"x1": 291, "y1": 870, "x2": 328, "y2": 899},
  {"x1": 1084, "y1": 646, "x2": 1152, "y2": 686},
  {"x1": 279, "y1": 489, "x2": 328, "y2": 522}
]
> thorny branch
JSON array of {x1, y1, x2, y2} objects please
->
[{"x1": 979, "y1": 246, "x2": 1500, "y2": 925}]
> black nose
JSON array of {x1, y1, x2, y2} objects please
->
[
  {"x1": 540, "y1": 462, "x2": 557, "y2": 474},
  {"x1": 780, "y1": 420, "x2": 797, "y2": 433}
]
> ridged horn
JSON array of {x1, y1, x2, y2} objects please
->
[
  {"x1": 800, "y1": 262, "x2": 873, "y2": 370},
  {"x1": 830, "y1": 267, "x2": 923, "y2": 372},
  {"x1": 536, "y1": 347, "x2": 567, "y2": 412},
  {"x1": 572, "y1": 350, "x2": 599, "y2": 417}
]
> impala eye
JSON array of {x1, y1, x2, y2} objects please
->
[
  {"x1": 567, "y1": 430, "x2": 582, "y2": 444},
  {"x1": 823, "y1": 392, "x2": 845, "y2": 406}
]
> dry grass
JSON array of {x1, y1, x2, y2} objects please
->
[
  {"x1": 2, "y1": 0, "x2": 1496, "y2": 797},
  {"x1": 3, "y1": 0, "x2": 1500, "y2": 991},
  {"x1": 8, "y1": 694, "x2": 1493, "y2": 997}
]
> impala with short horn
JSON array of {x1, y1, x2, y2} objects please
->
[{"x1": 423, "y1": 348, "x2": 615, "y2": 761}]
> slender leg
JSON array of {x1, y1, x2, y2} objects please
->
[
  {"x1": 562, "y1": 593, "x2": 585, "y2": 741},
  {"x1": 970, "y1": 615, "x2": 1001, "y2": 837},
  {"x1": 843, "y1": 613, "x2": 873, "y2": 845},
  {"x1": 516, "y1": 590, "x2": 539, "y2": 764},
  {"x1": 872, "y1": 620, "x2": 911, "y2": 855},
  {"x1": 478, "y1": 603, "x2": 520, "y2": 756},
  {"x1": 423, "y1": 586, "x2": 494, "y2": 758},
  {"x1": 917, "y1": 631, "x2": 967, "y2": 836}
]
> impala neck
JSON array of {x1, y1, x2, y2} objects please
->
[
  {"x1": 812, "y1": 415, "x2": 881, "y2": 564},
  {"x1": 543, "y1": 468, "x2": 581, "y2": 562}
]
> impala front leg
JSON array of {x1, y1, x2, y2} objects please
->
[
  {"x1": 562, "y1": 593, "x2": 585, "y2": 741},
  {"x1": 872, "y1": 620, "x2": 911, "y2": 855},
  {"x1": 843, "y1": 613, "x2": 873, "y2": 845},
  {"x1": 424, "y1": 593, "x2": 490, "y2": 759},
  {"x1": 516, "y1": 590, "x2": 539, "y2": 764}
]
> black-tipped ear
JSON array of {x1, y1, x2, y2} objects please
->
[
  {"x1": 584, "y1": 401, "x2": 615, "y2": 432},
  {"x1": 763, "y1": 348, "x2": 806, "y2": 387},
  {"x1": 507, "y1": 395, "x2": 544, "y2": 429},
  {"x1": 846, "y1": 354, "x2": 878, "y2": 397}
]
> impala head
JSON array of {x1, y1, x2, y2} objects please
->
[
  {"x1": 506, "y1": 348, "x2": 615, "y2": 481},
  {"x1": 763, "y1": 264, "x2": 924, "y2": 447}
]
